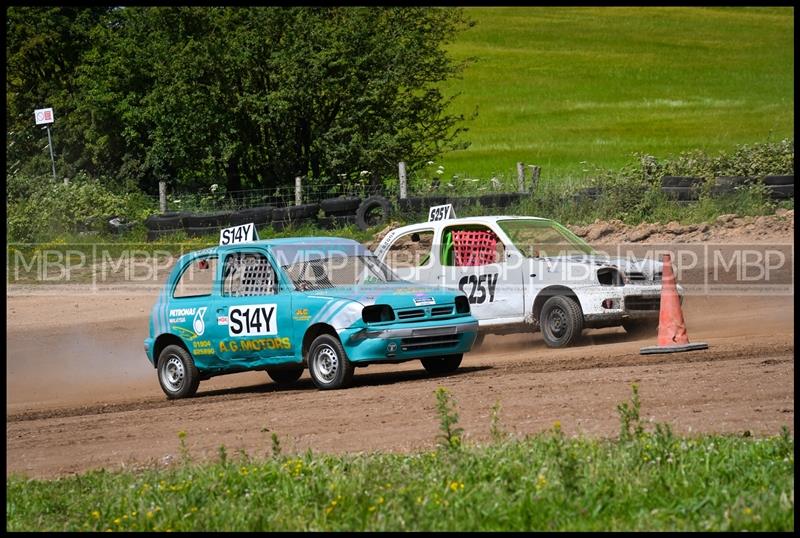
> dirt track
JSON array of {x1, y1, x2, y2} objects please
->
[{"x1": 6, "y1": 218, "x2": 795, "y2": 479}]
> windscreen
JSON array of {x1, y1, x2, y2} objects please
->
[
  {"x1": 278, "y1": 250, "x2": 401, "y2": 291},
  {"x1": 498, "y1": 219, "x2": 595, "y2": 258}
]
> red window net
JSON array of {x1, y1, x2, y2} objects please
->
[{"x1": 452, "y1": 230, "x2": 498, "y2": 266}]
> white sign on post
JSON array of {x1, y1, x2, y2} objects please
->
[
  {"x1": 428, "y1": 203, "x2": 456, "y2": 222},
  {"x1": 34, "y1": 108, "x2": 55, "y2": 125},
  {"x1": 220, "y1": 223, "x2": 259, "y2": 245}
]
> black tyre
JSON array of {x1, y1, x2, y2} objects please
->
[
  {"x1": 622, "y1": 319, "x2": 658, "y2": 337},
  {"x1": 289, "y1": 203, "x2": 320, "y2": 220},
  {"x1": 320, "y1": 196, "x2": 362, "y2": 215},
  {"x1": 661, "y1": 186, "x2": 699, "y2": 201},
  {"x1": 397, "y1": 196, "x2": 426, "y2": 212},
  {"x1": 185, "y1": 226, "x2": 219, "y2": 238},
  {"x1": 355, "y1": 195, "x2": 392, "y2": 231},
  {"x1": 767, "y1": 184, "x2": 794, "y2": 199},
  {"x1": 420, "y1": 354, "x2": 463, "y2": 375},
  {"x1": 156, "y1": 344, "x2": 200, "y2": 399},
  {"x1": 540, "y1": 295, "x2": 583, "y2": 348},
  {"x1": 661, "y1": 176, "x2": 703, "y2": 188},
  {"x1": 763, "y1": 175, "x2": 793, "y2": 186},
  {"x1": 230, "y1": 206, "x2": 273, "y2": 226},
  {"x1": 307, "y1": 333, "x2": 355, "y2": 390},
  {"x1": 183, "y1": 211, "x2": 233, "y2": 229},
  {"x1": 144, "y1": 213, "x2": 187, "y2": 231},
  {"x1": 266, "y1": 364, "x2": 304, "y2": 385}
]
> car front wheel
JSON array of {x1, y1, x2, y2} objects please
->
[
  {"x1": 307, "y1": 334, "x2": 354, "y2": 390},
  {"x1": 540, "y1": 296, "x2": 583, "y2": 348},
  {"x1": 157, "y1": 344, "x2": 200, "y2": 399},
  {"x1": 421, "y1": 354, "x2": 463, "y2": 375}
]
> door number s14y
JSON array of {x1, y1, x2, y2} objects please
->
[{"x1": 458, "y1": 273, "x2": 498, "y2": 304}]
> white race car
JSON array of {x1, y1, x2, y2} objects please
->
[{"x1": 375, "y1": 214, "x2": 676, "y2": 348}]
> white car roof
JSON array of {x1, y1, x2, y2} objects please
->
[{"x1": 386, "y1": 215, "x2": 552, "y2": 236}]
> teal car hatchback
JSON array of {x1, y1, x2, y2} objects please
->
[{"x1": 145, "y1": 236, "x2": 478, "y2": 398}]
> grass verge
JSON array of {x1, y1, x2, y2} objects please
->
[{"x1": 6, "y1": 387, "x2": 794, "y2": 531}]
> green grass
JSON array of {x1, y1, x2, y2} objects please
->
[
  {"x1": 6, "y1": 388, "x2": 794, "y2": 531},
  {"x1": 435, "y1": 7, "x2": 793, "y2": 184}
]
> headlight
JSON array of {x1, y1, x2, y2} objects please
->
[
  {"x1": 454, "y1": 295, "x2": 470, "y2": 314},
  {"x1": 597, "y1": 267, "x2": 624, "y2": 286},
  {"x1": 362, "y1": 304, "x2": 395, "y2": 323}
]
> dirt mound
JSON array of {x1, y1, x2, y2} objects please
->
[{"x1": 569, "y1": 209, "x2": 794, "y2": 244}]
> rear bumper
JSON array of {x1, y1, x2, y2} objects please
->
[{"x1": 341, "y1": 317, "x2": 479, "y2": 363}]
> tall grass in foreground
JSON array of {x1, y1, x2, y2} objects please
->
[{"x1": 6, "y1": 386, "x2": 794, "y2": 531}]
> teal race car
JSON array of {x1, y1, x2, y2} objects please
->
[{"x1": 145, "y1": 235, "x2": 478, "y2": 398}]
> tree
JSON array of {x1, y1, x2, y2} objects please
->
[{"x1": 8, "y1": 7, "x2": 475, "y2": 194}]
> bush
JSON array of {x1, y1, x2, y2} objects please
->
[{"x1": 7, "y1": 172, "x2": 155, "y2": 243}]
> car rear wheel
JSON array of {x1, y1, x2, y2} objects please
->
[
  {"x1": 540, "y1": 296, "x2": 583, "y2": 348},
  {"x1": 421, "y1": 354, "x2": 463, "y2": 375},
  {"x1": 157, "y1": 345, "x2": 200, "y2": 399},
  {"x1": 266, "y1": 365, "x2": 304, "y2": 385},
  {"x1": 307, "y1": 334, "x2": 354, "y2": 390}
]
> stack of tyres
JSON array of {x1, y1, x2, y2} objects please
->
[
  {"x1": 271, "y1": 203, "x2": 320, "y2": 231},
  {"x1": 762, "y1": 175, "x2": 794, "y2": 200},
  {"x1": 318, "y1": 196, "x2": 362, "y2": 229},
  {"x1": 183, "y1": 211, "x2": 234, "y2": 238},
  {"x1": 661, "y1": 176, "x2": 704, "y2": 201},
  {"x1": 229, "y1": 206, "x2": 274, "y2": 227},
  {"x1": 144, "y1": 212, "x2": 190, "y2": 242}
]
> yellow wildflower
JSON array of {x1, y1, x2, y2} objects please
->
[{"x1": 91, "y1": 511, "x2": 100, "y2": 519}]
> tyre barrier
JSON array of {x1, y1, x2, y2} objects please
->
[
  {"x1": 661, "y1": 186, "x2": 700, "y2": 201},
  {"x1": 763, "y1": 174, "x2": 793, "y2": 186},
  {"x1": 144, "y1": 212, "x2": 190, "y2": 231},
  {"x1": 229, "y1": 205, "x2": 274, "y2": 226},
  {"x1": 661, "y1": 176, "x2": 704, "y2": 188},
  {"x1": 271, "y1": 203, "x2": 320, "y2": 229},
  {"x1": 320, "y1": 196, "x2": 362, "y2": 216},
  {"x1": 182, "y1": 210, "x2": 233, "y2": 229},
  {"x1": 355, "y1": 195, "x2": 392, "y2": 231},
  {"x1": 761, "y1": 175, "x2": 793, "y2": 200}
]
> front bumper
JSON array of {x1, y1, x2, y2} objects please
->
[{"x1": 340, "y1": 317, "x2": 479, "y2": 363}]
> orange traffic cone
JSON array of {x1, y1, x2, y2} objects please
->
[{"x1": 640, "y1": 253, "x2": 708, "y2": 355}]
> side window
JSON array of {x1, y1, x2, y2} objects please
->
[
  {"x1": 223, "y1": 252, "x2": 278, "y2": 296},
  {"x1": 385, "y1": 230, "x2": 435, "y2": 268},
  {"x1": 173, "y1": 257, "x2": 218, "y2": 298},
  {"x1": 441, "y1": 226, "x2": 506, "y2": 267}
]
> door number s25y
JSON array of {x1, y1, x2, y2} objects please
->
[{"x1": 458, "y1": 274, "x2": 498, "y2": 304}]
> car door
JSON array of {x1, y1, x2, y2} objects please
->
[
  {"x1": 211, "y1": 247, "x2": 294, "y2": 364},
  {"x1": 438, "y1": 222, "x2": 526, "y2": 322},
  {"x1": 379, "y1": 227, "x2": 440, "y2": 285}
]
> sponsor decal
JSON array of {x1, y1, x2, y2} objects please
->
[
  {"x1": 293, "y1": 308, "x2": 310, "y2": 321},
  {"x1": 217, "y1": 315, "x2": 229, "y2": 326},
  {"x1": 171, "y1": 325, "x2": 197, "y2": 340},
  {"x1": 193, "y1": 307, "x2": 207, "y2": 336},
  {"x1": 218, "y1": 337, "x2": 291, "y2": 352},
  {"x1": 413, "y1": 295, "x2": 436, "y2": 306},
  {"x1": 192, "y1": 339, "x2": 215, "y2": 356},
  {"x1": 228, "y1": 304, "x2": 278, "y2": 336}
]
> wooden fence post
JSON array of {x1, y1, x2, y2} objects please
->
[
  {"x1": 158, "y1": 181, "x2": 167, "y2": 213},
  {"x1": 517, "y1": 162, "x2": 526, "y2": 193},
  {"x1": 528, "y1": 165, "x2": 541, "y2": 193},
  {"x1": 398, "y1": 161, "x2": 407, "y2": 199},
  {"x1": 295, "y1": 176, "x2": 302, "y2": 206}
]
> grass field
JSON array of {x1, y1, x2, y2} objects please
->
[
  {"x1": 435, "y1": 7, "x2": 793, "y2": 184},
  {"x1": 6, "y1": 388, "x2": 794, "y2": 531}
]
